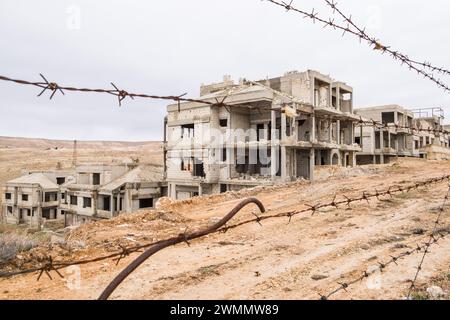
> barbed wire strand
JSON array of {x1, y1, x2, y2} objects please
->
[
  {"x1": 1, "y1": 74, "x2": 448, "y2": 135},
  {"x1": 323, "y1": 0, "x2": 450, "y2": 76},
  {"x1": 320, "y1": 184, "x2": 450, "y2": 300},
  {"x1": 263, "y1": 0, "x2": 450, "y2": 93},
  {"x1": 406, "y1": 184, "x2": 450, "y2": 298}
]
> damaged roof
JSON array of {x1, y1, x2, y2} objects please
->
[
  {"x1": 7, "y1": 173, "x2": 59, "y2": 189},
  {"x1": 100, "y1": 165, "x2": 163, "y2": 192}
]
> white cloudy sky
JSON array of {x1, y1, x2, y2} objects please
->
[{"x1": 0, "y1": 0, "x2": 449, "y2": 141}]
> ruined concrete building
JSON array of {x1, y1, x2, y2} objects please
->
[
  {"x1": 164, "y1": 71, "x2": 361, "y2": 199},
  {"x1": 60, "y1": 164, "x2": 163, "y2": 226},
  {"x1": 354, "y1": 106, "x2": 450, "y2": 164},
  {"x1": 1, "y1": 164, "x2": 163, "y2": 227}
]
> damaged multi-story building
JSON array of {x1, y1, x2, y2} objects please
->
[
  {"x1": 411, "y1": 107, "x2": 450, "y2": 151},
  {"x1": 354, "y1": 105, "x2": 419, "y2": 164},
  {"x1": 1, "y1": 164, "x2": 163, "y2": 227},
  {"x1": 164, "y1": 71, "x2": 361, "y2": 199},
  {"x1": 1, "y1": 170, "x2": 75, "y2": 227},
  {"x1": 60, "y1": 164, "x2": 163, "y2": 226},
  {"x1": 354, "y1": 106, "x2": 450, "y2": 164}
]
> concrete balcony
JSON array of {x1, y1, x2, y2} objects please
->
[{"x1": 43, "y1": 201, "x2": 59, "y2": 207}]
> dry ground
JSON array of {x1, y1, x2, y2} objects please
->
[{"x1": 0, "y1": 156, "x2": 449, "y2": 300}]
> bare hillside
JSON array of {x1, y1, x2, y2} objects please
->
[
  {"x1": 0, "y1": 136, "x2": 163, "y2": 188},
  {"x1": 1, "y1": 158, "x2": 449, "y2": 300}
]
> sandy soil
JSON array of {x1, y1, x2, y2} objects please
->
[{"x1": 0, "y1": 157, "x2": 449, "y2": 300}]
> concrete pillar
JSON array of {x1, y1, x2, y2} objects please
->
[
  {"x1": 380, "y1": 129, "x2": 385, "y2": 164},
  {"x1": 360, "y1": 125, "x2": 363, "y2": 149},
  {"x1": 116, "y1": 195, "x2": 120, "y2": 214},
  {"x1": 309, "y1": 149, "x2": 315, "y2": 181},
  {"x1": 336, "y1": 87, "x2": 340, "y2": 111},
  {"x1": 281, "y1": 146, "x2": 287, "y2": 180},
  {"x1": 337, "y1": 120, "x2": 341, "y2": 145},
  {"x1": 110, "y1": 193, "x2": 114, "y2": 217},
  {"x1": 281, "y1": 112, "x2": 287, "y2": 140},
  {"x1": 310, "y1": 114, "x2": 316, "y2": 142},
  {"x1": 199, "y1": 184, "x2": 203, "y2": 196},
  {"x1": 328, "y1": 120, "x2": 332, "y2": 142},
  {"x1": 329, "y1": 84, "x2": 332, "y2": 108},
  {"x1": 271, "y1": 109, "x2": 278, "y2": 179}
]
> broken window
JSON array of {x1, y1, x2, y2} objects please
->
[
  {"x1": 45, "y1": 193, "x2": 57, "y2": 202},
  {"x1": 93, "y1": 173, "x2": 101, "y2": 185},
  {"x1": 381, "y1": 112, "x2": 395, "y2": 124},
  {"x1": 193, "y1": 159, "x2": 205, "y2": 177},
  {"x1": 56, "y1": 177, "x2": 66, "y2": 185},
  {"x1": 375, "y1": 132, "x2": 381, "y2": 149},
  {"x1": 181, "y1": 124, "x2": 195, "y2": 138},
  {"x1": 5, "y1": 193, "x2": 11, "y2": 200},
  {"x1": 83, "y1": 197, "x2": 92, "y2": 208},
  {"x1": 103, "y1": 196, "x2": 111, "y2": 211},
  {"x1": 22, "y1": 194, "x2": 28, "y2": 201},
  {"x1": 139, "y1": 198, "x2": 153, "y2": 209},
  {"x1": 355, "y1": 137, "x2": 361, "y2": 145},
  {"x1": 43, "y1": 209, "x2": 50, "y2": 219},
  {"x1": 219, "y1": 119, "x2": 228, "y2": 127},
  {"x1": 222, "y1": 148, "x2": 227, "y2": 162},
  {"x1": 7, "y1": 206, "x2": 12, "y2": 214},
  {"x1": 181, "y1": 158, "x2": 193, "y2": 171},
  {"x1": 70, "y1": 195, "x2": 78, "y2": 206}
]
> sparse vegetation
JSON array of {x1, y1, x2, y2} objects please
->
[{"x1": 0, "y1": 233, "x2": 38, "y2": 264}]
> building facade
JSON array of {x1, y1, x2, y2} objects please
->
[
  {"x1": 1, "y1": 171, "x2": 74, "y2": 227},
  {"x1": 355, "y1": 106, "x2": 450, "y2": 164},
  {"x1": 164, "y1": 71, "x2": 361, "y2": 199},
  {"x1": 2, "y1": 164, "x2": 163, "y2": 227}
]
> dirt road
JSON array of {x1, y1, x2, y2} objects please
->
[{"x1": 1, "y1": 158, "x2": 449, "y2": 300}]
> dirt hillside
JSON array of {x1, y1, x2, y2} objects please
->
[{"x1": 0, "y1": 157, "x2": 449, "y2": 300}]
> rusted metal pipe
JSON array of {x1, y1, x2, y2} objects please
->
[{"x1": 98, "y1": 197, "x2": 265, "y2": 300}]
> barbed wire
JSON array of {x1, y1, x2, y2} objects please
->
[
  {"x1": 97, "y1": 175, "x2": 450, "y2": 299},
  {"x1": 263, "y1": 0, "x2": 450, "y2": 93},
  {"x1": 320, "y1": 183, "x2": 450, "y2": 300},
  {"x1": 1, "y1": 74, "x2": 448, "y2": 137},
  {"x1": 0, "y1": 74, "x2": 276, "y2": 111},
  {"x1": 323, "y1": 0, "x2": 450, "y2": 76},
  {"x1": 0, "y1": 174, "x2": 448, "y2": 299},
  {"x1": 407, "y1": 184, "x2": 450, "y2": 298}
]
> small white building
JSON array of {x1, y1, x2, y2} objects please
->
[
  {"x1": 2, "y1": 171, "x2": 73, "y2": 227},
  {"x1": 2, "y1": 164, "x2": 164, "y2": 228}
]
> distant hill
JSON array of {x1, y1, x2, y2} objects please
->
[{"x1": 0, "y1": 136, "x2": 162, "y2": 149}]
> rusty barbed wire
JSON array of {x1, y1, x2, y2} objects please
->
[
  {"x1": 320, "y1": 184, "x2": 450, "y2": 300},
  {"x1": 1, "y1": 73, "x2": 448, "y2": 136},
  {"x1": 323, "y1": 0, "x2": 450, "y2": 76},
  {"x1": 263, "y1": 0, "x2": 450, "y2": 93},
  {"x1": 0, "y1": 74, "x2": 276, "y2": 111},
  {"x1": 407, "y1": 184, "x2": 450, "y2": 298},
  {"x1": 0, "y1": 174, "x2": 448, "y2": 298}
]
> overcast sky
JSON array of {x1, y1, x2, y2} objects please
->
[{"x1": 1, "y1": 0, "x2": 449, "y2": 141}]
